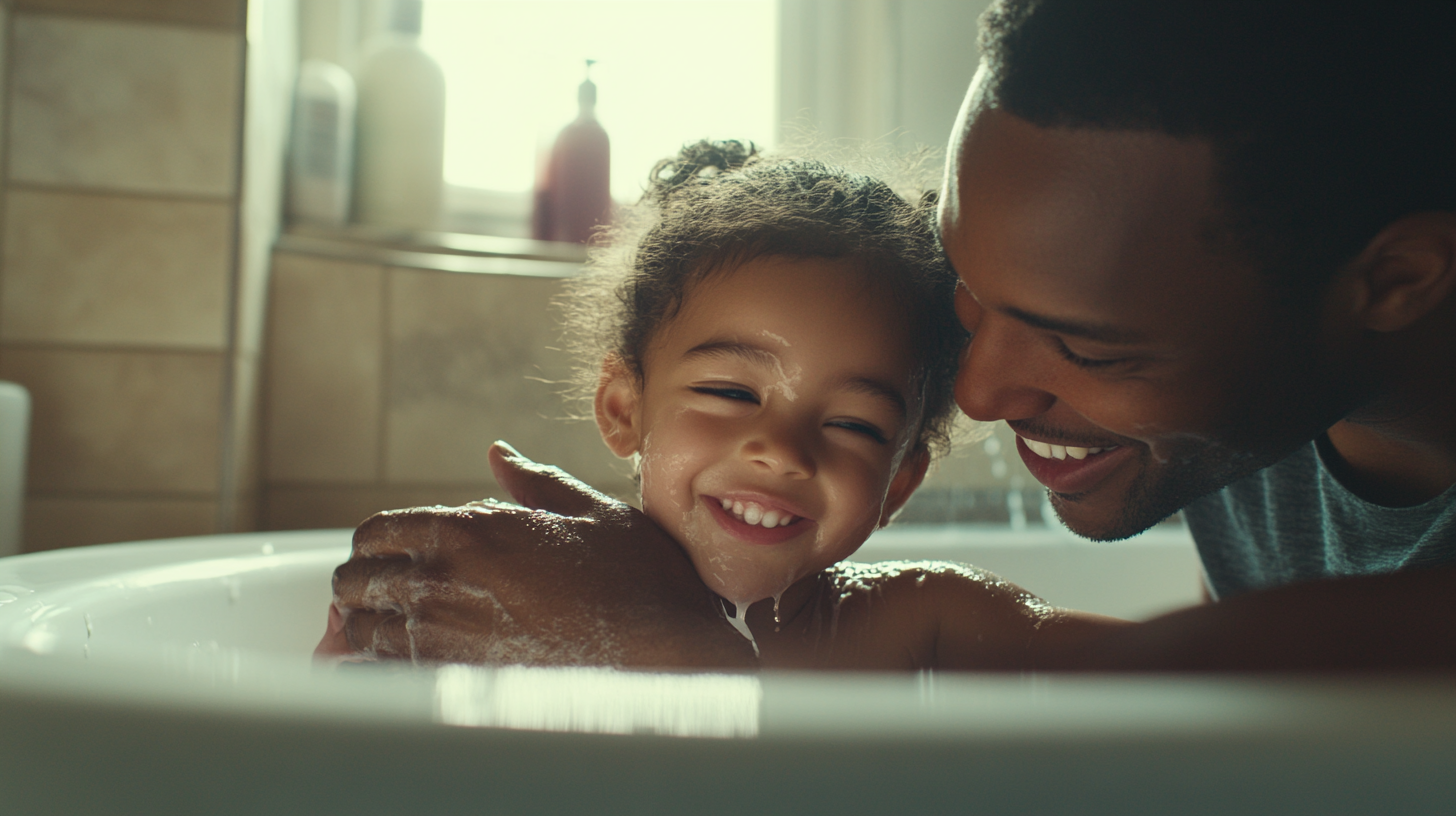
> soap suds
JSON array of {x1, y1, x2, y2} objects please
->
[
  {"x1": 726, "y1": 600, "x2": 759, "y2": 656},
  {"x1": 759, "y1": 329, "x2": 791, "y2": 348}
]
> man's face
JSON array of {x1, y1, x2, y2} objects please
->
[{"x1": 940, "y1": 96, "x2": 1355, "y2": 540}]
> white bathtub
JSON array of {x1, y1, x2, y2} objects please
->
[{"x1": 0, "y1": 527, "x2": 1452, "y2": 815}]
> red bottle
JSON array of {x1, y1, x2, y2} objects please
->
[{"x1": 532, "y1": 61, "x2": 612, "y2": 244}]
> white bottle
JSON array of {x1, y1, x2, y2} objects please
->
[
  {"x1": 352, "y1": 0, "x2": 445, "y2": 231},
  {"x1": 289, "y1": 59, "x2": 356, "y2": 226}
]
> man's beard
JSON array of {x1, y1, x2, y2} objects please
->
[{"x1": 1048, "y1": 431, "x2": 1286, "y2": 542}]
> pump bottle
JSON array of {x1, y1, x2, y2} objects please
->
[{"x1": 532, "y1": 60, "x2": 612, "y2": 244}]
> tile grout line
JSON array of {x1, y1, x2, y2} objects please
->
[
  {"x1": 214, "y1": 11, "x2": 249, "y2": 534},
  {"x1": 5, "y1": 179, "x2": 235, "y2": 206},
  {"x1": 256, "y1": 251, "x2": 276, "y2": 530},
  {"x1": 0, "y1": 340, "x2": 231, "y2": 356},
  {"x1": 377, "y1": 265, "x2": 392, "y2": 492},
  {"x1": 10, "y1": 6, "x2": 244, "y2": 37}
]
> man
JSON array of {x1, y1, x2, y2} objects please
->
[{"x1": 326, "y1": 0, "x2": 1456, "y2": 670}]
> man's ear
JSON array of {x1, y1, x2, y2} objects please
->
[
  {"x1": 594, "y1": 354, "x2": 643, "y2": 459},
  {"x1": 879, "y1": 445, "x2": 931, "y2": 527},
  {"x1": 1347, "y1": 212, "x2": 1456, "y2": 333}
]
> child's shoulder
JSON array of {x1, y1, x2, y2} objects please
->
[
  {"x1": 825, "y1": 558, "x2": 1004, "y2": 593},
  {"x1": 800, "y1": 560, "x2": 1059, "y2": 670},
  {"x1": 824, "y1": 558, "x2": 1049, "y2": 615}
]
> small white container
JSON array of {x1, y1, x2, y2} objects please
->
[
  {"x1": 288, "y1": 59, "x2": 357, "y2": 226},
  {"x1": 352, "y1": 1, "x2": 445, "y2": 232}
]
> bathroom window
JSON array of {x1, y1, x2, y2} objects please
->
[
  {"x1": 289, "y1": 0, "x2": 1104, "y2": 531},
  {"x1": 420, "y1": 0, "x2": 778, "y2": 235}
]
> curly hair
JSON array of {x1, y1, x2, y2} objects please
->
[{"x1": 558, "y1": 139, "x2": 968, "y2": 459}]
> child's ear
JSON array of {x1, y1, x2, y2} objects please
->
[
  {"x1": 879, "y1": 445, "x2": 931, "y2": 527},
  {"x1": 594, "y1": 354, "x2": 643, "y2": 459}
]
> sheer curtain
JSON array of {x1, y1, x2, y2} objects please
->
[{"x1": 777, "y1": 0, "x2": 989, "y2": 151}]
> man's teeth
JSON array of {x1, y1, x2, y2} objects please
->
[
  {"x1": 721, "y1": 498, "x2": 796, "y2": 528},
  {"x1": 1021, "y1": 437, "x2": 1115, "y2": 461}
]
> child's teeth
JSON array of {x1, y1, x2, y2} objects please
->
[
  {"x1": 1066, "y1": 446, "x2": 1088, "y2": 460},
  {"x1": 1049, "y1": 444, "x2": 1067, "y2": 460},
  {"x1": 720, "y1": 499, "x2": 798, "y2": 528}
]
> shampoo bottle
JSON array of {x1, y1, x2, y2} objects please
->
[
  {"x1": 353, "y1": 0, "x2": 445, "y2": 231},
  {"x1": 288, "y1": 59, "x2": 356, "y2": 226},
  {"x1": 532, "y1": 60, "x2": 611, "y2": 244}
]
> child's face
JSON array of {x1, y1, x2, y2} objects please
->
[{"x1": 596, "y1": 255, "x2": 930, "y2": 606}]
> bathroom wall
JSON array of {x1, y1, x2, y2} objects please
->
[
  {"x1": 260, "y1": 244, "x2": 1039, "y2": 531},
  {"x1": 0, "y1": 0, "x2": 294, "y2": 551},
  {"x1": 261, "y1": 247, "x2": 627, "y2": 529}
]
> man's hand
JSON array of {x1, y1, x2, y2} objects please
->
[{"x1": 321, "y1": 442, "x2": 757, "y2": 670}]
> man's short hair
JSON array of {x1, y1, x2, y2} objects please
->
[{"x1": 979, "y1": 0, "x2": 1456, "y2": 303}]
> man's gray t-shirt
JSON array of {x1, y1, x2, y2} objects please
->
[{"x1": 1183, "y1": 437, "x2": 1456, "y2": 600}]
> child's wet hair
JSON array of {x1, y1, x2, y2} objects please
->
[{"x1": 560, "y1": 139, "x2": 968, "y2": 458}]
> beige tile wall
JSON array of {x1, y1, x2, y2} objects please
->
[
  {"x1": 258, "y1": 249, "x2": 1041, "y2": 532},
  {"x1": 0, "y1": 347, "x2": 223, "y2": 494},
  {"x1": 2, "y1": 187, "x2": 232, "y2": 347},
  {"x1": 0, "y1": 1, "x2": 290, "y2": 551},
  {"x1": 23, "y1": 495, "x2": 219, "y2": 553},
  {"x1": 265, "y1": 253, "x2": 384, "y2": 484},
  {"x1": 262, "y1": 251, "x2": 631, "y2": 532},
  {"x1": 8, "y1": 14, "x2": 242, "y2": 196},
  {"x1": 383, "y1": 266, "x2": 622, "y2": 490}
]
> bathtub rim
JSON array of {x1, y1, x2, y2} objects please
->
[{"x1": 1, "y1": 531, "x2": 1454, "y2": 815}]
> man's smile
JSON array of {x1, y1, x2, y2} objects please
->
[
  {"x1": 1013, "y1": 433, "x2": 1137, "y2": 496},
  {"x1": 1018, "y1": 438, "x2": 1120, "y2": 461}
]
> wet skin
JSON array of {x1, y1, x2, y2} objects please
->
[
  {"x1": 939, "y1": 82, "x2": 1368, "y2": 541},
  {"x1": 596, "y1": 255, "x2": 930, "y2": 607}
]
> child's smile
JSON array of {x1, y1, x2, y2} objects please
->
[
  {"x1": 706, "y1": 492, "x2": 810, "y2": 544},
  {"x1": 596, "y1": 255, "x2": 931, "y2": 606}
]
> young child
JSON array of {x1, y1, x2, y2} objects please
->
[{"x1": 563, "y1": 140, "x2": 1123, "y2": 670}]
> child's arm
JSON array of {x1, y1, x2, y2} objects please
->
[{"x1": 751, "y1": 561, "x2": 1129, "y2": 671}]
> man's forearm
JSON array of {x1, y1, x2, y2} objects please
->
[{"x1": 1031, "y1": 566, "x2": 1456, "y2": 671}]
